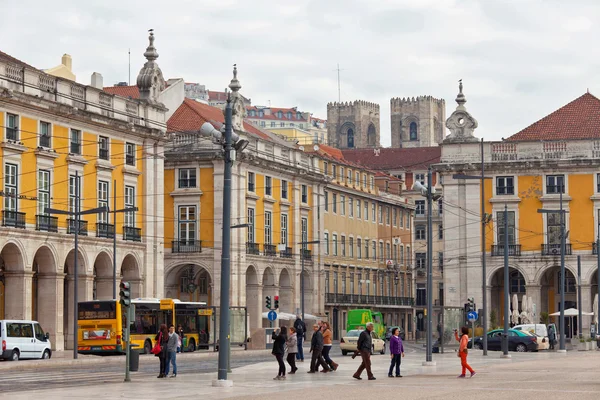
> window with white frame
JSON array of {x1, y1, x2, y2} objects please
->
[
  {"x1": 386, "y1": 243, "x2": 391, "y2": 260},
  {"x1": 340, "y1": 195, "x2": 346, "y2": 215},
  {"x1": 371, "y1": 203, "x2": 376, "y2": 221},
  {"x1": 332, "y1": 165, "x2": 337, "y2": 180},
  {"x1": 365, "y1": 240, "x2": 369, "y2": 259},
  {"x1": 496, "y1": 211, "x2": 516, "y2": 245},
  {"x1": 324, "y1": 191, "x2": 329, "y2": 211},
  {"x1": 364, "y1": 201, "x2": 368, "y2": 221},
  {"x1": 340, "y1": 167, "x2": 345, "y2": 183},
  {"x1": 39, "y1": 121, "x2": 51, "y2": 148},
  {"x1": 247, "y1": 172, "x2": 255, "y2": 192},
  {"x1": 347, "y1": 169, "x2": 352, "y2": 185},
  {"x1": 178, "y1": 206, "x2": 196, "y2": 243},
  {"x1": 393, "y1": 208, "x2": 397, "y2": 226},
  {"x1": 6, "y1": 113, "x2": 18, "y2": 141},
  {"x1": 386, "y1": 207, "x2": 390, "y2": 225},
  {"x1": 496, "y1": 176, "x2": 514, "y2": 195},
  {"x1": 124, "y1": 186, "x2": 135, "y2": 227},
  {"x1": 341, "y1": 235, "x2": 346, "y2": 257},
  {"x1": 362, "y1": 174, "x2": 367, "y2": 188},
  {"x1": 370, "y1": 176, "x2": 374, "y2": 190},
  {"x1": 99, "y1": 136, "x2": 110, "y2": 160},
  {"x1": 247, "y1": 208, "x2": 255, "y2": 243},
  {"x1": 4, "y1": 164, "x2": 17, "y2": 212},
  {"x1": 356, "y1": 199, "x2": 361, "y2": 218},
  {"x1": 264, "y1": 211, "x2": 272, "y2": 244},
  {"x1": 416, "y1": 253, "x2": 426, "y2": 269},
  {"x1": 400, "y1": 245, "x2": 404, "y2": 265},
  {"x1": 324, "y1": 232, "x2": 329, "y2": 255},
  {"x1": 37, "y1": 170, "x2": 50, "y2": 215},
  {"x1": 378, "y1": 205, "x2": 383, "y2": 224},
  {"x1": 332, "y1": 234, "x2": 338, "y2": 256},
  {"x1": 333, "y1": 193, "x2": 337, "y2": 213},
  {"x1": 415, "y1": 200, "x2": 425, "y2": 216},
  {"x1": 379, "y1": 242, "x2": 384, "y2": 261},
  {"x1": 281, "y1": 214, "x2": 288, "y2": 245},
  {"x1": 393, "y1": 244, "x2": 398, "y2": 262},
  {"x1": 125, "y1": 142, "x2": 136, "y2": 166},
  {"x1": 301, "y1": 217, "x2": 308, "y2": 246},
  {"x1": 355, "y1": 171, "x2": 360, "y2": 185},
  {"x1": 281, "y1": 180, "x2": 288, "y2": 200},
  {"x1": 416, "y1": 225, "x2": 426, "y2": 240},
  {"x1": 400, "y1": 209, "x2": 404, "y2": 227},
  {"x1": 68, "y1": 174, "x2": 81, "y2": 214},
  {"x1": 546, "y1": 175, "x2": 565, "y2": 194},
  {"x1": 349, "y1": 237, "x2": 354, "y2": 258},
  {"x1": 97, "y1": 180, "x2": 109, "y2": 223},
  {"x1": 372, "y1": 240, "x2": 377, "y2": 261},
  {"x1": 415, "y1": 173, "x2": 425, "y2": 185},
  {"x1": 70, "y1": 129, "x2": 81, "y2": 155},
  {"x1": 179, "y1": 168, "x2": 197, "y2": 188},
  {"x1": 357, "y1": 238, "x2": 362, "y2": 259},
  {"x1": 301, "y1": 184, "x2": 308, "y2": 203},
  {"x1": 349, "y1": 198, "x2": 353, "y2": 217}
]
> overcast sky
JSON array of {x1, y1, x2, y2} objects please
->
[{"x1": 2, "y1": 0, "x2": 600, "y2": 146}]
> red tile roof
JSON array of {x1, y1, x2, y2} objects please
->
[
  {"x1": 306, "y1": 144, "x2": 378, "y2": 172},
  {"x1": 208, "y1": 90, "x2": 228, "y2": 102},
  {"x1": 341, "y1": 147, "x2": 441, "y2": 171},
  {"x1": 103, "y1": 85, "x2": 140, "y2": 99},
  {"x1": 507, "y1": 92, "x2": 600, "y2": 141},
  {"x1": 246, "y1": 106, "x2": 307, "y2": 121},
  {"x1": 167, "y1": 98, "x2": 272, "y2": 141}
]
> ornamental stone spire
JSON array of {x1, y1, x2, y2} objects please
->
[
  {"x1": 227, "y1": 64, "x2": 246, "y2": 131},
  {"x1": 136, "y1": 29, "x2": 166, "y2": 102},
  {"x1": 444, "y1": 79, "x2": 478, "y2": 143}
]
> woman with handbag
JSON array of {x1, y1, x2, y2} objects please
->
[
  {"x1": 153, "y1": 324, "x2": 169, "y2": 378},
  {"x1": 454, "y1": 327, "x2": 476, "y2": 378}
]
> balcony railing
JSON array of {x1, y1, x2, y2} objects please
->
[
  {"x1": 96, "y1": 222, "x2": 115, "y2": 238},
  {"x1": 36, "y1": 215, "x2": 58, "y2": 232},
  {"x1": 491, "y1": 244, "x2": 522, "y2": 257},
  {"x1": 171, "y1": 240, "x2": 202, "y2": 253},
  {"x1": 2, "y1": 211, "x2": 25, "y2": 228},
  {"x1": 325, "y1": 293, "x2": 414, "y2": 307},
  {"x1": 541, "y1": 243, "x2": 572, "y2": 256},
  {"x1": 280, "y1": 247, "x2": 293, "y2": 258},
  {"x1": 67, "y1": 219, "x2": 88, "y2": 236},
  {"x1": 264, "y1": 244, "x2": 277, "y2": 256},
  {"x1": 301, "y1": 249, "x2": 312, "y2": 261},
  {"x1": 123, "y1": 226, "x2": 141, "y2": 242},
  {"x1": 246, "y1": 242, "x2": 260, "y2": 255}
]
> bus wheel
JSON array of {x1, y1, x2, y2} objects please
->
[
  {"x1": 144, "y1": 340, "x2": 152, "y2": 355},
  {"x1": 188, "y1": 338, "x2": 196, "y2": 352}
]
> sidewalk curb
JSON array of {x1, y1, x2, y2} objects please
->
[{"x1": 0, "y1": 349, "x2": 273, "y2": 372}]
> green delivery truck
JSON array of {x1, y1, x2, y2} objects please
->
[{"x1": 346, "y1": 309, "x2": 386, "y2": 339}]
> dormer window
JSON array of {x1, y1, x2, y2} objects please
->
[
  {"x1": 287, "y1": 112, "x2": 292, "y2": 119},
  {"x1": 277, "y1": 111, "x2": 283, "y2": 118},
  {"x1": 296, "y1": 112, "x2": 301, "y2": 120}
]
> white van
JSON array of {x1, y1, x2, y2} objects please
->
[
  {"x1": 0, "y1": 320, "x2": 52, "y2": 361},
  {"x1": 513, "y1": 324, "x2": 549, "y2": 350}
]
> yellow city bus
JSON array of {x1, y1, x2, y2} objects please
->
[{"x1": 77, "y1": 298, "x2": 210, "y2": 355}]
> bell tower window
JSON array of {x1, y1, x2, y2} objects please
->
[
  {"x1": 410, "y1": 122, "x2": 418, "y2": 141},
  {"x1": 347, "y1": 129, "x2": 354, "y2": 148}
]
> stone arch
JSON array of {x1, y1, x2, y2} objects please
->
[
  {"x1": 489, "y1": 265, "x2": 527, "y2": 327},
  {"x1": 93, "y1": 251, "x2": 113, "y2": 300},
  {"x1": 347, "y1": 128, "x2": 355, "y2": 148},
  {"x1": 1, "y1": 241, "x2": 26, "y2": 272},
  {"x1": 262, "y1": 266, "x2": 276, "y2": 287},
  {"x1": 31, "y1": 245, "x2": 60, "y2": 349},
  {"x1": 1, "y1": 241, "x2": 29, "y2": 320},
  {"x1": 63, "y1": 247, "x2": 88, "y2": 350},
  {"x1": 120, "y1": 253, "x2": 141, "y2": 298},
  {"x1": 367, "y1": 123, "x2": 377, "y2": 147},
  {"x1": 164, "y1": 263, "x2": 212, "y2": 303},
  {"x1": 246, "y1": 265, "x2": 260, "y2": 331},
  {"x1": 537, "y1": 264, "x2": 578, "y2": 337},
  {"x1": 279, "y1": 268, "x2": 293, "y2": 313},
  {"x1": 338, "y1": 122, "x2": 356, "y2": 149},
  {"x1": 487, "y1": 264, "x2": 530, "y2": 287},
  {"x1": 246, "y1": 265, "x2": 258, "y2": 285}
]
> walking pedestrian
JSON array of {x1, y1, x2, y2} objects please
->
[
  {"x1": 322, "y1": 322, "x2": 338, "y2": 371},
  {"x1": 455, "y1": 327, "x2": 476, "y2": 378},
  {"x1": 177, "y1": 325, "x2": 185, "y2": 353},
  {"x1": 155, "y1": 324, "x2": 169, "y2": 378},
  {"x1": 272, "y1": 326, "x2": 288, "y2": 380},
  {"x1": 286, "y1": 327, "x2": 298, "y2": 374},
  {"x1": 165, "y1": 325, "x2": 178, "y2": 378},
  {"x1": 352, "y1": 322, "x2": 375, "y2": 380},
  {"x1": 548, "y1": 324, "x2": 556, "y2": 350},
  {"x1": 308, "y1": 324, "x2": 329, "y2": 373},
  {"x1": 294, "y1": 315, "x2": 306, "y2": 362},
  {"x1": 388, "y1": 327, "x2": 404, "y2": 378}
]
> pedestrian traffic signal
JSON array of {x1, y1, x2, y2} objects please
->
[
  {"x1": 119, "y1": 281, "x2": 131, "y2": 308},
  {"x1": 274, "y1": 295, "x2": 279, "y2": 310},
  {"x1": 265, "y1": 296, "x2": 272, "y2": 310}
]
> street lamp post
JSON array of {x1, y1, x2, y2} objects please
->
[
  {"x1": 298, "y1": 240, "x2": 320, "y2": 321},
  {"x1": 45, "y1": 171, "x2": 107, "y2": 359},
  {"x1": 452, "y1": 138, "x2": 492, "y2": 355}
]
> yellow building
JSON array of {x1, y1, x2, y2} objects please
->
[
  {"x1": 310, "y1": 145, "x2": 415, "y2": 339},
  {"x1": 0, "y1": 35, "x2": 167, "y2": 350},
  {"x1": 442, "y1": 92, "x2": 600, "y2": 337}
]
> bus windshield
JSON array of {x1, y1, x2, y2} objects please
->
[{"x1": 79, "y1": 301, "x2": 117, "y2": 320}]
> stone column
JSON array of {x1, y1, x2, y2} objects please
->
[
  {"x1": 246, "y1": 284, "x2": 262, "y2": 333},
  {"x1": 95, "y1": 277, "x2": 113, "y2": 300},
  {"x1": 64, "y1": 275, "x2": 90, "y2": 350},
  {"x1": 37, "y1": 273, "x2": 65, "y2": 350},
  {"x1": 526, "y1": 285, "x2": 542, "y2": 323},
  {"x1": 4, "y1": 271, "x2": 32, "y2": 320},
  {"x1": 581, "y1": 284, "x2": 592, "y2": 337}
]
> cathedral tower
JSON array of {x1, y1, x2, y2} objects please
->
[
  {"x1": 390, "y1": 96, "x2": 446, "y2": 148},
  {"x1": 327, "y1": 100, "x2": 380, "y2": 149}
]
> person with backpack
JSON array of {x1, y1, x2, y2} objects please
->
[{"x1": 293, "y1": 315, "x2": 306, "y2": 362}]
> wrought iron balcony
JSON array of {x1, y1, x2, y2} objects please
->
[
  {"x1": 264, "y1": 244, "x2": 277, "y2": 256},
  {"x1": 67, "y1": 219, "x2": 88, "y2": 236},
  {"x1": 36, "y1": 215, "x2": 58, "y2": 232},
  {"x1": 246, "y1": 242, "x2": 260, "y2": 255},
  {"x1": 491, "y1": 244, "x2": 522, "y2": 257},
  {"x1": 301, "y1": 249, "x2": 312, "y2": 261},
  {"x1": 3, "y1": 210, "x2": 25, "y2": 229},
  {"x1": 325, "y1": 293, "x2": 414, "y2": 307},
  {"x1": 280, "y1": 247, "x2": 293, "y2": 258},
  {"x1": 96, "y1": 222, "x2": 115, "y2": 238},
  {"x1": 123, "y1": 226, "x2": 141, "y2": 242},
  {"x1": 171, "y1": 240, "x2": 202, "y2": 253},
  {"x1": 541, "y1": 243, "x2": 572, "y2": 256}
]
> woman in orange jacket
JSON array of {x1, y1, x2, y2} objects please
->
[{"x1": 454, "y1": 326, "x2": 476, "y2": 378}]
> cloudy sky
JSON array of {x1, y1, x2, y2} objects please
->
[{"x1": 2, "y1": 0, "x2": 599, "y2": 146}]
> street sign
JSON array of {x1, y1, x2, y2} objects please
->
[
  {"x1": 267, "y1": 310, "x2": 277, "y2": 321},
  {"x1": 386, "y1": 259, "x2": 393, "y2": 266},
  {"x1": 467, "y1": 311, "x2": 478, "y2": 322}
]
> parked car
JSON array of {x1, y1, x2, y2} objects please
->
[
  {"x1": 384, "y1": 326, "x2": 406, "y2": 341},
  {"x1": 512, "y1": 324, "x2": 549, "y2": 350},
  {"x1": 1, "y1": 320, "x2": 52, "y2": 361},
  {"x1": 470, "y1": 329, "x2": 538, "y2": 352},
  {"x1": 340, "y1": 329, "x2": 386, "y2": 355}
]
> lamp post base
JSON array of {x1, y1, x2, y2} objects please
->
[
  {"x1": 556, "y1": 349, "x2": 567, "y2": 354},
  {"x1": 212, "y1": 379, "x2": 234, "y2": 388},
  {"x1": 422, "y1": 361, "x2": 437, "y2": 367}
]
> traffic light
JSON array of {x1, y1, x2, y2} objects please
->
[
  {"x1": 119, "y1": 281, "x2": 131, "y2": 308},
  {"x1": 274, "y1": 295, "x2": 279, "y2": 310},
  {"x1": 265, "y1": 296, "x2": 272, "y2": 310},
  {"x1": 468, "y1": 297, "x2": 476, "y2": 312}
]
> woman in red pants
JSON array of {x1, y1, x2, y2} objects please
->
[{"x1": 454, "y1": 327, "x2": 476, "y2": 378}]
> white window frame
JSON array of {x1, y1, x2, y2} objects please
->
[
  {"x1": 37, "y1": 169, "x2": 50, "y2": 215},
  {"x1": 98, "y1": 180, "x2": 109, "y2": 223},
  {"x1": 124, "y1": 186, "x2": 135, "y2": 227}
]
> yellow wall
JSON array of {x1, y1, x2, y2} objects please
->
[
  {"x1": 20, "y1": 116, "x2": 38, "y2": 223},
  {"x1": 164, "y1": 169, "x2": 175, "y2": 248},
  {"x1": 199, "y1": 168, "x2": 214, "y2": 247},
  {"x1": 569, "y1": 174, "x2": 594, "y2": 246},
  {"x1": 516, "y1": 175, "x2": 544, "y2": 252}
]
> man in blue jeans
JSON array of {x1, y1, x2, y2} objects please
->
[
  {"x1": 165, "y1": 325, "x2": 178, "y2": 378},
  {"x1": 294, "y1": 316, "x2": 306, "y2": 361}
]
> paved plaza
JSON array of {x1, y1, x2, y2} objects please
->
[{"x1": 2, "y1": 349, "x2": 600, "y2": 399}]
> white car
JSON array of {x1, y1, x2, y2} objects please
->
[
  {"x1": 0, "y1": 320, "x2": 52, "y2": 361},
  {"x1": 340, "y1": 329, "x2": 386, "y2": 355}
]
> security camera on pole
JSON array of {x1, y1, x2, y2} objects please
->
[{"x1": 412, "y1": 167, "x2": 441, "y2": 367}]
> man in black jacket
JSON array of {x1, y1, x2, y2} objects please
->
[
  {"x1": 353, "y1": 323, "x2": 375, "y2": 380},
  {"x1": 293, "y1": 316, "x2": 306, "y2": 362},
  {"x1": 308, "y1": 324, "x2": 329, "y2": 373}
]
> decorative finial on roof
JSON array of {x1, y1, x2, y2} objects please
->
[
  {"x1": 229, "y1": 64, "x2": 242, "y2": 92},
  {"x1": 144, "y1": 29, "x2": 159, "y2": 62},
  {"x1": 455, "y1": 78, "x2": 466, "y2": 108}
]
